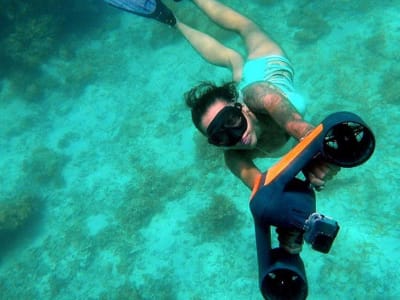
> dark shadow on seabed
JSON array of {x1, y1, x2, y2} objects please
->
[{"x1": 0, "y1": 194, "x2": 46, "y2": 265}]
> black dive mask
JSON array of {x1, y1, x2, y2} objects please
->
[{"x1": 206, "y1": 103, "x2": 248, "y2": 147}]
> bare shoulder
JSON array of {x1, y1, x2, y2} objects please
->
[{"x1": 242, "y1": 82, "x2": 285, "y2": 113}]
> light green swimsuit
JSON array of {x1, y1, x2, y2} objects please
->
[{"x1": 239, "y1": 55, "x2": 306, "y2": 115}]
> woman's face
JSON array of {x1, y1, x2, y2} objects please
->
[{"x1": 201, "y1": 99, "x2": 259, "y2": 149}]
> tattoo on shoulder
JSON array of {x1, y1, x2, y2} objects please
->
[
  {"x1": 242, "y1": 82, "x2": 313, "y2": 139},
  {"x1": 243, "y1": 83, "x2": 283, "y2": 112}
]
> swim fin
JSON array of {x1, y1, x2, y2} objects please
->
[{"x1": 104, "y1": 0, "x2": 176, "y2": 26}]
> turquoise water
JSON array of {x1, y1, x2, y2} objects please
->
[{"x1": 0, "y1": 0, "x2": 399, "y2": 299}]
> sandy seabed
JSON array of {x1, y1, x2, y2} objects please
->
[{"x1": 0, "y1": 1, "x2": 399, "y2": 299}]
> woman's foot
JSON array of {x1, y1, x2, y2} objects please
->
[{"x1": 105, "y1": 0, "x2": 177, "y2": 26}]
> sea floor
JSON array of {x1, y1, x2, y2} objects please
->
[{"x1": 0, "y1": 1, "x2": 399, "y2": 299}]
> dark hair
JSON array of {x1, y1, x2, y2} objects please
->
[{"x1": 184, "y1": 81, "x2": 238, "y2": 133}]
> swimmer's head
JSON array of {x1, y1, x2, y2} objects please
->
[{"x1": 184, "y1": 81, "x2": 237, "y2": 134}]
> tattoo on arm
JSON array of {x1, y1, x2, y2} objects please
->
[{"x1": 244, "y1": 83, "x2": 314, "y2": 140}]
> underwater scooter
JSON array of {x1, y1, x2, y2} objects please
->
[{"x1": 249, "y1": 111, "x2": 375, "y2": 300}]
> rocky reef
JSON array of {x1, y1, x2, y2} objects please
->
[
  {"x1": 0, "y1": 0, "x2": 110, "y2": 100},
  {"x1": 0, "y1": 194, "x2": 41, "y2": 234}
]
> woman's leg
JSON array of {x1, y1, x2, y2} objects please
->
[
  {"x1": 176, "y1": 19, "x2": 244, "y2": 82},
  {"x1": 192, "y1": 0, "x2": 283, "y2": 59}
]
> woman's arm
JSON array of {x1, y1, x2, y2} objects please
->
[
  {"x1": 243, "y1": 82, "x2": 314, "y2": 140},
  {"x1": 243, "y1": 82, "x2": 339, "y2": 189},
  {"x1": 224, "y1": 150, "x2": 261, "y2": 190}
]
